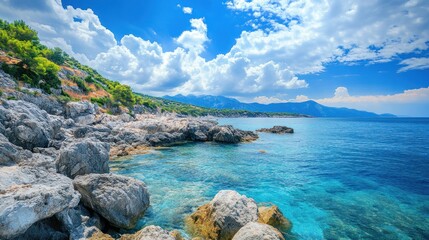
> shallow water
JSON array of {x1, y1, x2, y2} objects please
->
[{"x1": 110, "y1": 118, "x2": 429, "y2": 239}]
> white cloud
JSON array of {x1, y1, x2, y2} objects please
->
[
  {"x1": 1, "y1": 0, "x2": 428, "y2": 105},
  {"x1": 253, "y1": 96, "x2": 288, "y2": 104},
  {"x1": 227, "y1": 0, "x2": 429, "y2": 73},
  {"x1": 315, "y1": 86, "x2": 429, "y2": 116},
  {"x1": 182, "y1": 7, "x2": 193, "y2": 14},
  {"x1": 294, "y1": 95, "x2": 310, "y2": 102},
  {"x1": 0, "y1": 0, "x2": 116, "y2": 64},
  {"x1": 175, "y1": 18, "x2": 208, "y2": 54},
  {"x1": 318, "y1": 87, "x2": 429, "y2": 104},
  {"x1": 334, "y1": 87, "x2": 350, "y2": 98},
  {"x1": 398, "y1": 57, "x2": 429, "y2": 72}
]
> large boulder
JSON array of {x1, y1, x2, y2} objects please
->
[
  {"x1": 120, "y1": 225, "x2": 177, "y2": 240},
  {"x1": 187, "y1": 190, "x2": 258, "y2": 240},
  {"x1": 232, "y1": 222, "x2": 284, "y2": 240},
  {"x1": 65, "y1": 101, "x2": 98, "y2": 125},
  {"x1": 73, "y1": 174, "x2": 150, "y2": 229},
  {"x1": 0, "y1": 166, "x2": 80, "y2": 239},
  {"x1": 56, "y1": 138, "x2": 110, "y2": 179},
  {"x1": 0, "y1": 100, "x2": 60, "y2": 150},
  {"x1": 208, "y1": 125, "x2": 258, "y2": 143},
  {"x1": 0, "y1": 133, "x2": 32, "y2": 166},
  {"x1": 258, "y1": 206, "x2": 291, "y2": 234}
]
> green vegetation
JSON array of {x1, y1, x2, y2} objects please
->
[{"x1": 0, "y1": 19, "x2": 61, "y2": 93}]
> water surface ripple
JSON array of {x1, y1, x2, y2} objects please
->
[{"x1": 111, "y1": 118, "x2": 429, "y2": 239}]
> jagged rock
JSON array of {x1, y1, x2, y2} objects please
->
[
  {"x1": 0, "y1": 166, "x2": 80, "y2": 239},
  {"x1": 55, "y1": 204, "x2": 104, "y2": 240},
  {"x1": 120, "y1": 225, "x2": 177, "y2": 240},
  {"x1": 12, "y1": 91, "x2": 66, "y2": 116},
  {"x1": 73, "y1": 173, "x2": 150, "y2": 229},
  {"x1": 0, "y1": 69, "x2": 17, "y2": 89},
  {"x1": 146, "y1": 132, "x2": 185, "y2": 146},
  {"x1": 256, "y1": 126, "x2": 294, "y2": 134},
  {"x1": 232, "y1": 222, "x2": 284, "y2": 240},
  {"x1": 187, "y1": 190, "x2": 258, "y2": 240},
  {"x1": 0, "y1": 133, "x2": 32, "y2": 166},
  {"x1": 208, "y1": 125, "x2": 258, "y2": 143},
  {"x1": 0, "y1": 100, "x2": 59, "y2": 150},
  {"x1": 258, "y1": 206, "x2": 291, "y2": 233},
  {"x1": 65, "y1": 101, "x2": 98, "y2": 125},
  {"x1": 56, "y1": 138, "x2": 110, "y2": 178}
]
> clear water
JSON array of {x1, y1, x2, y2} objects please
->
[{"x1": 110, "y1": 118, "x2": 429, "y2": 239}]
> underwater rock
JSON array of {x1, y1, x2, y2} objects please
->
[
  {"x1": 258, "y1": 205, "x2": 292, "y2": 233},
  {"x1": 120, "y1": 225, "x2": 178, "y2": 240},
  {"x1": 256, "y1": 126, "x2": 294, "y2": 134},
  {"x1": 232, "y1": 222, "x2": 284, "y2": 240},
  {"x1": 73, "y1": 173, "x2": 150, "y2": 229},
  {"x1": 187, "y1": 190, "x2": 258, "y2": 240}
]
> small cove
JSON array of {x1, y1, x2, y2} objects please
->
[{"x1": 111, "y1": 117, "x2": 429, "y2": 239}]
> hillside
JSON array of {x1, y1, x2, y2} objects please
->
[
  {"x1": 164, "y1": 94, "x2": 395, "y2": 118},
  {"x1": 0, "y1": 19, "x2": 302, "y2": 117}
]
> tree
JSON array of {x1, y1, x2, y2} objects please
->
[
  {"x1": 48, "y1": 47, "x2": 67, "y2": 65},
  {"x1": 111, "y1": 84, "x2": 135, "y2": 107}
]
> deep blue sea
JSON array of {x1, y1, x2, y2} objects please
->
[{"x1": 111, "y1": 118, "x2": 429, "y2": 239}]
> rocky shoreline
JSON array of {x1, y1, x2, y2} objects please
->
[{"x1": 0, "y1": 70, "x2": 292, "y2": 239}]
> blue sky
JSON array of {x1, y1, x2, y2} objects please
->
[{"x1": 0, "y1": 0, "x2": 428, "y2": 116}]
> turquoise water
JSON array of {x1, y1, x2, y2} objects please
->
[{"x1": 110, "y1": 118, "x2": 429, "y2": 239}]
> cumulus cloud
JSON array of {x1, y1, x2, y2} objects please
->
[
  {"x1": 1, "y1": 0, "x2": 428, "y2": 102},
  {"x1": 227, "y1": 0, "x2": 429, "y2": 73},
  {"x1": 334, "y1": 87, "x2": 350, "y2": 98},
  {"x1": 182, "y1": 7, "x2": 193, "y2": 14},
  {"x1": 398, "y1": 57, "x2": 429, "y2": 72},
  {"x1": 175, "y1": 18, "x2": 208, "y2": 54}
]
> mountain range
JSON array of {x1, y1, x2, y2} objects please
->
[{"x1": 163, "y1": 95, "x2": 395, "y2": 118}]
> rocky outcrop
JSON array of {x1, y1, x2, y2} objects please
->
[
  {"x1": 187, "y1": 190, "x2": 258, "y2": 240},
  {"x1": 56, "y1": 138, "x2": 110, "y2": 178},
  {"x1": 208, "y1": 125, "x2": 259, "y2": 143},
  {"x1": 258, "y1": 206, "x2": 291, "y2": 234},
  {"x1": 65, "y1": 101, "x2": 98, "y2": 125},
  {"x1": 120, "y1": 225, "x2": 178, "y2": 240},
  {"x1": 0, "y1": 133, "x2": 32, "y2": 166},
  {"x1": 0, "y1": 166, "x2": 80, "y2": 239},
  {"x1": 232, "y1": 222, "x2": 284, "y2": 240},
  {"x1": 256, "y1": 126, "x2": 294, "y2": 134},
  {"x1": 73, "y1": 173, "x2": 150, "y2": 229},
  {"x1": 0, "y1": 100, "x2": 61, "y2": 150},
  {"x1": 55, "y1": 204, "x2": 104, "y2": 240}
]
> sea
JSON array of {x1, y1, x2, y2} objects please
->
[{"x1": 110, "y1": 117, "x2": 429, "y2": 239}]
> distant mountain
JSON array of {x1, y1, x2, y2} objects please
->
[{"x1": 163, "y1": 94, "x2": 394, "y2": 118}]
